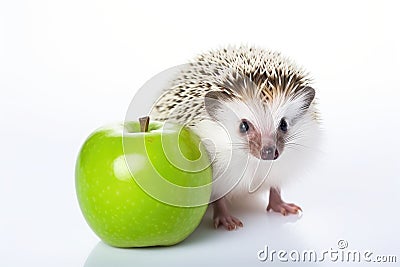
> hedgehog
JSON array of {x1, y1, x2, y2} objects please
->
[{"x1": 150, "y1": 46, "x2": 321, "y2": 231}]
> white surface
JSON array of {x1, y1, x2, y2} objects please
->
[{"x1": 1, "y1": 0, "x2": 399, "y2": 266}]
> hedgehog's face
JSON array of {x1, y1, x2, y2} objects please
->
[
  {"x1": 204, "y1": 86, "x2": 315, "y2": 161},
  {"x1": 237, "y1": 117, "x2": 289, "y2": 160}
]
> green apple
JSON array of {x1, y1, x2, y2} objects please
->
[{"x1": 75, "y1": 117, "x2": 212, "y2": 247}]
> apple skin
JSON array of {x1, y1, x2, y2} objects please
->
[{"x1": 75, "y1": 121, "x2": 212, "y2": 247}]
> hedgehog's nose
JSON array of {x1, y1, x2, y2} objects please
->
[{"x1": 261, "y1": 145, "x2": 276, "y2": 160}]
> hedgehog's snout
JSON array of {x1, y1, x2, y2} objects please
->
[{"x1": 260, "y1": 145, "x2": 279, "y2": 160}]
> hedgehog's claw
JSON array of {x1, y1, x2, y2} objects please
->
[
  {"x1": 267, "y1": 187, "x2": 302, "y2": 216},
  {"x1": 214, "y1": 214, "x2": 243, "y2": 230}
]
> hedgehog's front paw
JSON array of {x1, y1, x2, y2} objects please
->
[
  {"x1": 213, "y1": 197, "x2": 243, "y2": 230},
  {"x1": 214, "y1": 214, "x2": 243, "y2": 231},
  {"x1": 267, "y1": 187, "x2": 302, "y2": 216},
  {"x1": 267, "y1": 202, "x2": 302, "y2": 216}
]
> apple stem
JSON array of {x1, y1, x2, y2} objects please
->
[{"x1": 139, "y1": 116, "x2": 150, "y2": 132}]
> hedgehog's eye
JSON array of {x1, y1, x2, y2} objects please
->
[
  {"x1": 239, "y1": 120, "x2": 249, "y2": 133},
  {"x1": 279, "y1": 118, "x2": 288, "y2": 132}
]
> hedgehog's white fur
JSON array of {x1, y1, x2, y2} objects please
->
[
  {"x1": 151, "y1": 45, "x2": 321, "y2": 203},
  {"x1": 191, "y1": 86, "x2": 320, "y2": 201}
]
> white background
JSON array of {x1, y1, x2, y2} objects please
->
[{"x1": 1, "y1": 0, "x2": 399, "y2": 266}]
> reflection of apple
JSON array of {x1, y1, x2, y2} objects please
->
[{"x1": 75, "y1": 117, "x2": 212, "y2": 247}]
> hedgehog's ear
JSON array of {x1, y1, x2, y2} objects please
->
[
  {"x1": 204, "y1": 91, "x2": 231, "y2": 119},
  {"x1": 299, "y1": 86, "x2": 315, "y2": 110},
  {"x1": 288, "y1": 86, "x2": 315, "y2": 123}
]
